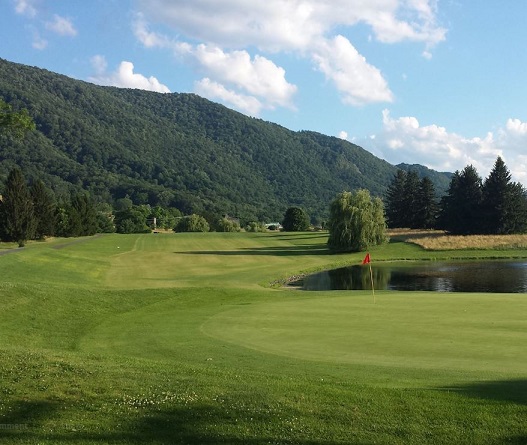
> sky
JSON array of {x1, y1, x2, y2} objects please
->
[{"x1": 2, "y1": 0, "x2": 527, "y2": 184}]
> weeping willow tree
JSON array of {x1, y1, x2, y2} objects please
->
[{"x1": 327, "y1": 189, "x2": 388, "y2": 252}]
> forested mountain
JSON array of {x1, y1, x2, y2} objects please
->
[
  {"x1": 0, "y1": 58, "x2": 451, "y2": 223},
  {"x1": 396, "y1": 163, "x2": 452, "y2": 197}
]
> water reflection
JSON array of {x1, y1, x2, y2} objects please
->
[{"x1": 295, "y1": 261, "x2": 527, "y2": 293}]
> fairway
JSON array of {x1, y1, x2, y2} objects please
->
[{"x1": 1, "y1": 232, "x2": 526, "y2": 445}]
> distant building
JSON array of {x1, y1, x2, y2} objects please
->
[{"x1": 265, "y1": 222, "x2": 282, "y2": 230}]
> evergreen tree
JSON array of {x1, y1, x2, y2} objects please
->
[
  {"x1": 402, "y1": 170, "x2": 421, "y2": 228},
  {"x1": 30, "y1": 180, "x2": 56, "y2": 239},
  {"x1": 439, "y1": 166, "x2": 483, "y2": 234},
  {"x1": 502, "y1": 182, "x2": 527, "y2": 234},
  {"x1": 385, "y1": 170, "x2": 407, "y2": 228},
  {"x1": 415, "y1": 177, "x2": 438, "y2": 229},
  {"x1": 481, "y1": 156, "x2": 511, "y2": 234},
  {"x1": 0, "y1": 168, "x2": 36, "y2": 246},
  {"x1": 282, "y1": 207, "x2": 310, "y2": 231},
  {"x1": 69, "y1": 193, "x2": 97, "y2": 236},
  {"x1": 327, "y1": 189, "x2": 387, "y2": 252}
]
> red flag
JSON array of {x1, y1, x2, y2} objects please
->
[{"x1": 362, "y1": 253, "x2": 371, "y2": 265}]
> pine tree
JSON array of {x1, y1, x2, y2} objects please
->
[
  {"x1": 481, "y1": 156, "x2": 511, "y2": 234},
  {"x1": 69, "y1": 193, "x2": 97, "y2": 236},
  {"x1": 30, "y1": 180, "x2": 56, "y2": 239},
  {"x1": 415, "y1": 177, "x2": 438, "y2": 229},
  {"x1": 0, "y1": 168, "x2": 36, "y2": 246},
  {"x1": 503, "y1": 182, "x2": 527, "y2": 234},
  {"x1": 402, "y1": 170, "x2": 421, "y2": 228},
  {"x1": 439, "y1": 166, "x2": 483, "y2": 234},
  {"x1": 385, "y1": 170, "x2": 407, "y2": 228}
]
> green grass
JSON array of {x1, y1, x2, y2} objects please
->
[{"x1": 0, "y1": 232, "x2": 526, "y2": 444}]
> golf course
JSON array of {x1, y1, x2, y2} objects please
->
[{"x1": 0, "y1": 231, "x2": 526, "y2": 444}]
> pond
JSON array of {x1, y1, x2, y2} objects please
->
[{"x1": 292, "y1": 260, "x2": 527, "y2": 293}]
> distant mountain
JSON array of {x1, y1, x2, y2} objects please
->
[{"x1": 0, "y1": 58, "x2": 452, "y2": 223}]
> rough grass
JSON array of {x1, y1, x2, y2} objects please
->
[
  {"x1": 390, "y1": 229, "x2": 527, "y2": 250},
  {"x1": 0, "y1": 232, "x2": 526, "y2": 444}
]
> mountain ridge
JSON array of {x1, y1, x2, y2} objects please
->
[{"x1": 0, "y1": 58, "x2": 451, "y2": 222}]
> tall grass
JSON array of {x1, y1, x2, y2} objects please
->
[{"x1": 390, "y1": 229, "x2": 527, "y2": 250}]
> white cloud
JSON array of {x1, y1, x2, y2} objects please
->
[
  {"x1": 133, "y1": 16, "x2": 296, "y2": 114},
  {"x1": 13, "y1": 0, "x2": 37, "y2": 18},
  {"x1": 506, "y1": 118, "x2": 527, "y2": 135},
  {"x1": 312, "y1": 35, "x2": 393, "y2": 105},
  {"x1": 89, "y1": 58, "x2": 170, "y2": 93},
  {"x1": 45, "y1": 14, "x2": 78, "y2": 37},
  {"x1": 359, "y1": 110, "x2": 527, "y2": 185},
  {"x1": 194, "y1": 45, "x2": 297, "y2": 109},
  {"x1": 195, "y1": 78, "x2": 263, "y2": 116},
  {"x1": 31, "y1": 28, "x2": 47, "y2": 49},
  {"x1": 134, "y1": 1, "x2": 445, "y2": 108},
  {"x1": 137, "y1": 0, "x2": 445, "y2": 51},
  {"x1": 338, "y1": 131, "x2": 348, "y2": 140}
]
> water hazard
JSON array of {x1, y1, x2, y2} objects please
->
[{"x1": 293, "y1": 260, "x2": 527, "y2": 293}]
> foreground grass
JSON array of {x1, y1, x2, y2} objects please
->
[{"x1": 0, "y1": 232, "x2": 526, "y2": 444}]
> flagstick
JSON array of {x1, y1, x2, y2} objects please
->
[{"x1": 369, "y1": 262, "x2": 375, "y2": 303}]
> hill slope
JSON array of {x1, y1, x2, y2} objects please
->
[{"x1": 0, "y1": 58, "x2": 450, "y2": 222}]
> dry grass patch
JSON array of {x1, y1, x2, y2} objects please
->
[{"x1": 389, "y1": 229, "x2": 527, "y2": 250}]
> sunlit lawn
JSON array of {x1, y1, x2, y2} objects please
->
[{"x1": 0, "y1": 232, "x2": 526, "y2": 444}]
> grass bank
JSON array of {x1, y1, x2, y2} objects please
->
[{"x1": 0, "y1": 232, "x2": 526, "y2": 444}]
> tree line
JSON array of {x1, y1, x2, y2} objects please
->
[
  {"x1": 0, "y1": 167, "x2": 265, "y2": 246},
  {"x1": 385, "y1": 157, "x2": 527, "y2": 235}
]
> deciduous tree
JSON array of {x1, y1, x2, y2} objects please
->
[
  {"x1": 174, "y1": 214, "x2": 209, "y2": 233},
  {"x1": 0, "y1": 99, "x2": 35, "y2": 138},
  {"x1": 282, "y1": 207, "x2": 310, "y2": 232},
  {"x1": 327, "y1": 189, "x2": 387, "y2": 252}
]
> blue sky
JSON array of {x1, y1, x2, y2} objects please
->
[{"x1": 2, "y1": 0, "x2": 527, "y2": 184}]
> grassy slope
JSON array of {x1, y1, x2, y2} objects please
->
[{"x1": 0, "y1": 232, "x2": 526, "y2": 445}]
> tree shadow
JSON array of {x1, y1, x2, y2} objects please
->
[
  {"x1": 175, "y1": 244, "x2": 331, "y2": 257},
  {"x1": 1, "y1": 402, "x2": 365, "y2": 444},
  {"x1": 435, "y1": 380, "x2": 527, "y2": 445},
  {"x1": 0, "y1": 400, "x2": 59, "y2": 439},
  {"x1": 265, "y1": 233, "x2": 328, "y2": 241},
  {"x1": 439, "y1": 379, "x2": 527, "y2": 405}
]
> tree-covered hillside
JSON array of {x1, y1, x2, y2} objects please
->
[{"x1": 0, "y1": 58, "x2": 450, "y2": 223}]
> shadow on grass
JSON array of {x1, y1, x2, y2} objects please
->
[
  {"x1": 0, "y1": 400, "x2": 59, "y2": 438},
  {"x1": 175, "y1": 244, "x2": 331, "y2": 257},
  {"x1": 1, "y1": 402, "x2": 361, "y2": 444},
  {"x1": 440, "y1": 379, "x2": 527, "y2": 405},
  {"x1": 436, "y1": 380, "x2": 527, "y2": 445},
  {"x1": 265, "y1": 233, "x2": 328, "y2": 241}
]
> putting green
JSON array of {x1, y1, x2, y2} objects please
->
[{"x1": 202, "y1": 291, "x2": 527, "y2": 375}]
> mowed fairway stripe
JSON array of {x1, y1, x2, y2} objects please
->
[{"x1": 201, "y1": 292, "x2": 527, "y2": 375}]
